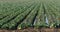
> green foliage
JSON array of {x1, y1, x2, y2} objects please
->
[{"x1": 0, "y1": 0, "x2": 60, "y2": 29}]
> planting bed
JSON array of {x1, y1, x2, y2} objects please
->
[{"x1": 0, "y1": 0, "x2": 60, "y2": 31}]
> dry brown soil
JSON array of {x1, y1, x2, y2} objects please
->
[{"x1": 0, "y1": 28, "x2": 60, "y2": 32}]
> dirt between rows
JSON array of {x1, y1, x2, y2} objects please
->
[{"x1": 0, "y1": 28, "x2": 60, "y2": 32}]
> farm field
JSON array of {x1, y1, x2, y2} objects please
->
[{"x1": 0, "y1": 0, "x2": 60, "y2": 30}]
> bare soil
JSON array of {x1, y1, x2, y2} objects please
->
[{"x1": 0, "y1": 28, "x2": 60, "y2": 32}]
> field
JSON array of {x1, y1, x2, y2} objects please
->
[{"x1": 0, "y1": 0, "x2": 60, "y2": 30}]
